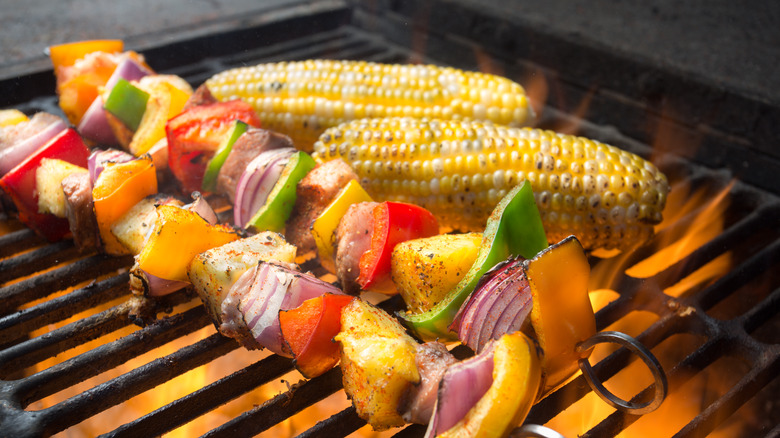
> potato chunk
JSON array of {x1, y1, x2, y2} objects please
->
[
  {"x1": 36, "y1": 158, "x2": 87, "y2": 217},
  {"x1": 187, "y1": 231, "x2": 297, "y2": 325},
  {"x1": 335, "y1": 299, "x2": 420, "y2": 430},
  {"x1": 391, "y1": 233, "x2": 482, "y2": 313}
]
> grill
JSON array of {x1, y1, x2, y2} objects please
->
[{"x1": 2, "y1": 1, "x2": 779, "y2": 437}]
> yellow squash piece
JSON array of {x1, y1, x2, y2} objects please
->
[
  {"x1": 311, "y1": 179, "x2": 373, "y2": 272},
  {"x1": 138, "y1": 205, "x2": 239, "y2": 282},
  {"x1": 525, "y1": 235, "x2": 596, "y2": 394},
  {"x1": 92, "y1": 155, "x2": 157, "y2": 255},
  {"x1": 335, "y1": 298, "x2": 420, "y2": 430},
  {"x1": 391, "y1": 232, "x2": 482, "y2": 313},
  {"x1": 129, "y1": 76, "x2": 192, "y2": 156},
  {"x1": 439, "y1": 332, "x2": 541, "y2": 438}
]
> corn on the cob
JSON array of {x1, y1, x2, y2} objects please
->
[
  {"x1": 313, "y1": 117, "x2": 669, "y2": 252},
  {"x1": 205, "y1": 60, "x2": 534, "y2": 151}
]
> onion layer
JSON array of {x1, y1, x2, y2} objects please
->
[
  {"x1": 184, "y1": 192, "x2": 218, "y2": 225},
  {"x1": 233, "y1": 148, "x2": 294, "y2": 227},
  {"x1": 424, "y1": 342, "x2": 496, "y2": 438},
  {"x1": 450, "y1": 257, "x2": 532, "y2": 354},
  {"x1": 0, "y1": 119, "x2": 67, "y2": 175},
  {"x1": 87, "y1": 148, "x2": 134, "y2": 184},
  {"x1": 78, "y1": 57, "x2": 153, "y2": 144},
  {"x1": 220, "y1": 262, "x2": 342, "y2": 355}
]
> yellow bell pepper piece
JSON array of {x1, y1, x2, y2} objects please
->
[
  {"x1": 129, "y1": 78, "x2": 192, "y2": 156},
  {"x1": 311, "y1": 179, "x2": 373, "y2": 272},
  {"x1": 48, "y1": 39, "x2": 124, "y2": 71},
  {"x1": 525, "y1": 235, "x2": 596, "y2": 394},
  {"x1": 440, "y1": 331, "x2": 541, "y2": 438},
  {"x1": 0, "y1": 109, "x2": 29, "y2": 127},
  {"x1": 138, "y1": 205, "x2": 239, "y2": 282},
  {"x1": 92, "y1": 156, "x2": 157, "y2": 255}
]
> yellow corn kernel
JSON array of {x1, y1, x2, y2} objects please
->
[
  {"x1": 314, "y1": 117, "x2": 669, "y2": 252},
  {"x1": 205, "y1": 60, "x2": 534, "y2": 151}
]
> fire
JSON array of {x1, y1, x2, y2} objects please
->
[
  {"x1": 545, "y1": 176, "x2": 737, "y2": 435},
  {"x1": 22, "y1": 295, "x2": 355, "y2": 437}
]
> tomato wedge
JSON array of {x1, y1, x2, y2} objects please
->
[
  {"x1": 279, "y1": 293, "x2": 355, "y2": 378},
  {"x1": 165, "y1": 100, "x2": 261, "y2": 194},
  {"x1": 357, "y1": 202, "x2": 439, "y2": 294}
]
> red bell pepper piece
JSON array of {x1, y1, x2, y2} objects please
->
[
  {"x1": 165, "y1": 100, "x2": 261, "y2": 194},
  {"x1": 358, "y1": 202, "x2": 439, "y2": 293},
  {"x1": 0, "y1": 128, "x2": 90, "y2": 241},
  {"x1": 279, "y1": 293, "x2": 355, "y2": 378}
]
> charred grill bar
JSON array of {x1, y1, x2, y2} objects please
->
[{"x1": 1, "y1": 1, "x2": 779, "y2": 437}]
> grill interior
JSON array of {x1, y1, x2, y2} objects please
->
[{"x1": 1, "y1": 2, "x2": 780, "y2": 437}]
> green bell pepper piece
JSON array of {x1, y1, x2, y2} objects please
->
[
  {"x1": 247, "y1": 151, "x2": 316, "y2": 232},
  {"x1": 201, "y1": 120, "x2": 249, "y2": 192},
  {"x1": 103, "y1": 78, "x2": 149, "y2": 132},
  {"x1": 400, "y1": 181, "x2": 548, "y2": 341}
]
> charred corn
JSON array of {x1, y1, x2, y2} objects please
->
[
  {"x1": 313, "y1": 117, "x2": 669, "y2": 252},
  {"x1": 205, "y1": 60, "x2": 534, "y2": 150}
]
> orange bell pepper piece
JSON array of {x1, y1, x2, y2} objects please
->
[
  {"x1": 138, "y1": 205, "x2": 239, "y2": 282},
  {"x1": 48, "y1": 39, "x2": 124, "y2": 71},
  {"x1": 92, "y1": 155, "x2": 157, "y2": 254},
  {"x1": 525, "y1": 235, "x2": 596, "y2": 394},
  {"x1": 279, "y1": 293, "x2": 355, "y2": 378}
]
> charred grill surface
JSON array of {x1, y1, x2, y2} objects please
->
[{"x1": 1, "y1": 3, "x2": 779, "y2": 437}]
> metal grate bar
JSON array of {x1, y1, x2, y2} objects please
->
[
  {"x1": 104, "y1": 353, "x2": 294, "y2": 438},
  {"x1": 0, "y1": 228, "x2": 44, "y2": 259},
  {"x1": 299, "y1": 406, "x2": 366, "y2": 438},
  {"x1": 203, "y1": 366, "x2": 345, "y2": 437},
  {"x1": 40, "y1": 331, "x2": 237, "y2": 436},
  {"x1": 0, "y1": 273, "x2": 129, "y2": 348},
  {"x1": 0, "y1": 254, "x2": 133, "y2": 312},
  {"x1": 12, "y1": 304, "x2": 210, "y2": 407},
  {"x1": 0, "y1": 240, "x2": 80, "y2": 285}
]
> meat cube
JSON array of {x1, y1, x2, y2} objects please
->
[
  {"x1": 285, "y1": 159, "x2": 358, "y2": 253},
  {"x1": 61, "y1": 172, "x2": 99, "y2": 251},
  {"x1": 334, "y1": 201, "x2": 377, "y2": 294}
]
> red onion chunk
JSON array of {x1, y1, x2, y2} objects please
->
[
  {"x1": 0, "y1": 119, "x2": 67, "y2": 175},
  {"x1": 78, "y1": 97, "x2": 116, "y2": 144},
  {"x1": 451, "y1": 257, "x2": 532, "y2": 354},
  {"x1": 143, "y1": 269, "x2": 189, "y2": 297},
  {"x1": 233, "y1": 148, "x2": 294, "y2": 227},
  {"x1": 425, "y1": 343, "x2": 496, "y2": 437},
  {"x1": 77, "y1": 57, "x2": 153, "y2": 144},
  {"x1": 88, "y1": 148, "x2": 134, "y2": 184},
  {"x1": 221, "y1": 262, "x2": 342, "y2": 355},
  {"x1": 184, "y1": 193, "x2": 218, "y2": 225}
]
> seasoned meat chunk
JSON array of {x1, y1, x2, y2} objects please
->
[
  {"x1": 285, "y1": 159, "x2": 358, "y2": 253},
  {"x1": 61, "y1": 172, "x2": 99, "y2": 251},
  {"x1": 334, "y1": 201, "x2": 377, "y2": 294},
  {"x1": 399, "y1": 341, "x2": 458, "y2": 425}
]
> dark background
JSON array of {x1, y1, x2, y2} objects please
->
[{"x1": 2, "y1": 0, "x2": 779, "y2": 106}]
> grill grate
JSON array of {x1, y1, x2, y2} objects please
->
[{"x1": 2, "y1": 4, "x2": 780, "y2": 437}]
